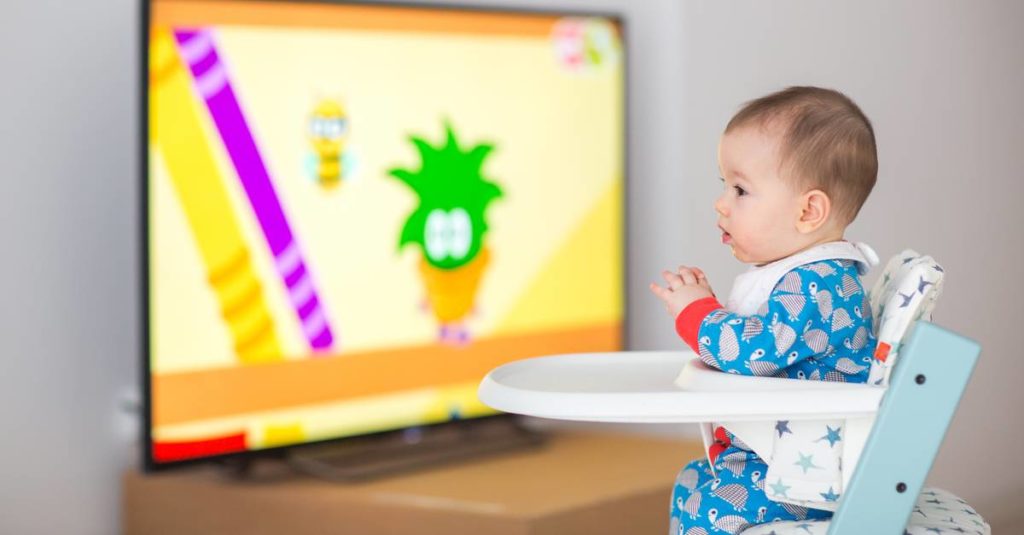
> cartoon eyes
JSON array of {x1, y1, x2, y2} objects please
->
[
  {"x1": 796, "y1": 370, "x2": 807, "y2": 379},
  {"x1": 425, "y1": 208, "x2": 472, "y2": 262},
  {"x1": 700, "y1": 336, "x2": 712, "y2": 346},
  {"x1": 309, "y1": 117, "x2": 348, "y2": 139},
  {"x1": 808, "y1": 281, "x2": 818, "y2": 293}
]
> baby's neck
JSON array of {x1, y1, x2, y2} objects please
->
[{"x1": 753, "y1": 230, "x2": 846, "y2": 267}]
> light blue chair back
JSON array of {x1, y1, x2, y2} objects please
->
[{"x1": 826, "y1": 321, "x2": 980, "y2": 534}]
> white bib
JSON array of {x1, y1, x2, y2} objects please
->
[{"x1": 724, "y1": 240, "x2": 879, "y2": 316}]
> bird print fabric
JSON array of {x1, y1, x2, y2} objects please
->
[
  {"x1": 865, "y1": 250, "x2": 945, "y2": 385},
  {"x1": 669, "y1": 443, "x2": 832, "y2": 535},
  {"x1": 695, "y1": 259, "x2": 877, "y2": 383},
  {"x1": 671, "y1": 258, "x2": 877, "y2": 533}
]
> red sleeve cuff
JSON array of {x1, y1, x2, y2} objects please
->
[{"x1": 675, "y1": 297, "x2": 725, "y2": 352}]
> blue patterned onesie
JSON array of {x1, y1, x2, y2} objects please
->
[{"x1": 669, "y1": 258, "x2": 877, "y2": 535}]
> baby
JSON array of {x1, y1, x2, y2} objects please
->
[{"x1": 649, "y1": 86, "x2": 879, "y2": 534}]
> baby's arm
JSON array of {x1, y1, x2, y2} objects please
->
[{"x1": 676, "y1": 268, "x2": 833, "y2": 376}]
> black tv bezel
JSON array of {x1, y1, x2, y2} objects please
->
[{"x1": 141, "y1": 0, "x2": 629, "y2": 472}]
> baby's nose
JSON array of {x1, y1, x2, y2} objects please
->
[{"x1": 714, "y1": 197, "x2": 728, "y2": 216}]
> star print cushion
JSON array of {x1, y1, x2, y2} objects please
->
[
  {"x1": 764, "y1": 419, "x2": 846, "y2": 510},
  {"x1": 865, "y1": 250, "x2": 944, "y2": 385},
  {"x1": 758, "y1": 252, "x2": 946, "y2": 510},
  {"x1": 738, "y1": 487, "x2": 990, "y2": 535}
]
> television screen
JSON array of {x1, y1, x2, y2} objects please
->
[{"x1": 146, "y1": 0, "x2": 625, "y2": 467}]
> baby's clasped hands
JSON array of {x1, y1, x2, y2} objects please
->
[{"x1": 649, "y1": 266, "x2": 716, "y2": 318}]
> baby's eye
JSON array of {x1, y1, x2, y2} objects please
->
[{"x1": 734, "y1": 185, "x2": 747, "y2": 196}]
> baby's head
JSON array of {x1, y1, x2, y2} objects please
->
[{"x1": 715, "y1": 86, "x2": 877, "y2": 266}]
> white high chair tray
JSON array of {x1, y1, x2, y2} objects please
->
[{"x1": 478, "y1": 351, "x2": 885, "y2": 423}]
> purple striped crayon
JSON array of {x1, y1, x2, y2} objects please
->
[{"x1": 173, "y1": 28, "x2": 335, "y2": 351}]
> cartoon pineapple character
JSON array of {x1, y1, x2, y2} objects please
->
[{"x1": 388, "y1": 123, "x2": 504, "y2": 344}]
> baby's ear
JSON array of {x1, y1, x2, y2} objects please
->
[{"x1": 796, "y1": 189, "x2": 831, "y2": 233}]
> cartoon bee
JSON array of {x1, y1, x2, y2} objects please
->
[{"x1": 307, "y1": 98, "x2": 352, "y2": 189}]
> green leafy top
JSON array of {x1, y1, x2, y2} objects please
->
[{"x1": 387, "y1": 122, "x2": 504, "y2": 270}]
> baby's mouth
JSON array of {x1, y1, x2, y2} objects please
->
[{"x1": 719, "y1": 226, "x2": 732, "y2": 244}]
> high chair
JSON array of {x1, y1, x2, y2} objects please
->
[{"x1": 478, "y1": 251, "x2": 989, "y2": 534}]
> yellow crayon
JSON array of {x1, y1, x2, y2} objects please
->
[{"x1": 150, "y1": 27, "x2": 283, "y2": 364}]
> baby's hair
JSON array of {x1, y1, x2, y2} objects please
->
[{"x1": 725, "y1": 86, "x2": 877, "y2": 225}]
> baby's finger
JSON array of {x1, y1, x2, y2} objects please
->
[
  {"x1": 662, "y1": 270, "x2": 684, "y2": 290},
  {"x1": 677, "y1": 266, "x2": 698, "y2": 286},
  {"x1": 649, "y1": 282, "x2": 670, "y2": 299},
  {"x1": 693, "y1": 268, "x2": 709, "y2": 286}
]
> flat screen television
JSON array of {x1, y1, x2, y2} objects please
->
[{"x1": 144, "y1": 0, "x2": 626, "y2": 470}]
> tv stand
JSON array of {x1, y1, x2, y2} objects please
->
[
  {"x1": 287, "y1": 416, "x2": 546, "y2": 481},
  {"x1": 212, "y1": 450, "x2": 286, "y2": 480},
  {"x1": 125, "y1": 431, "x2": 705, "y2": 535}
]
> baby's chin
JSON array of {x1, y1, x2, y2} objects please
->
[
  {"x1": 727, "y1": 243, "x2": 749, "y2": 261},
  {"x1": 730, "y1": 247, "x2": 758, "y2": 265},
  {"x1": 730, "y1": 246, "x2": 774, "y2": 266}
]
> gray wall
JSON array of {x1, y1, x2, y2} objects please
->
[
  {"x1": 1, "y1": 1, "x2": 140, "y2": 534},
  {"x1": 2, "y1": 1, "x2": 1021, "y2": 533}
]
